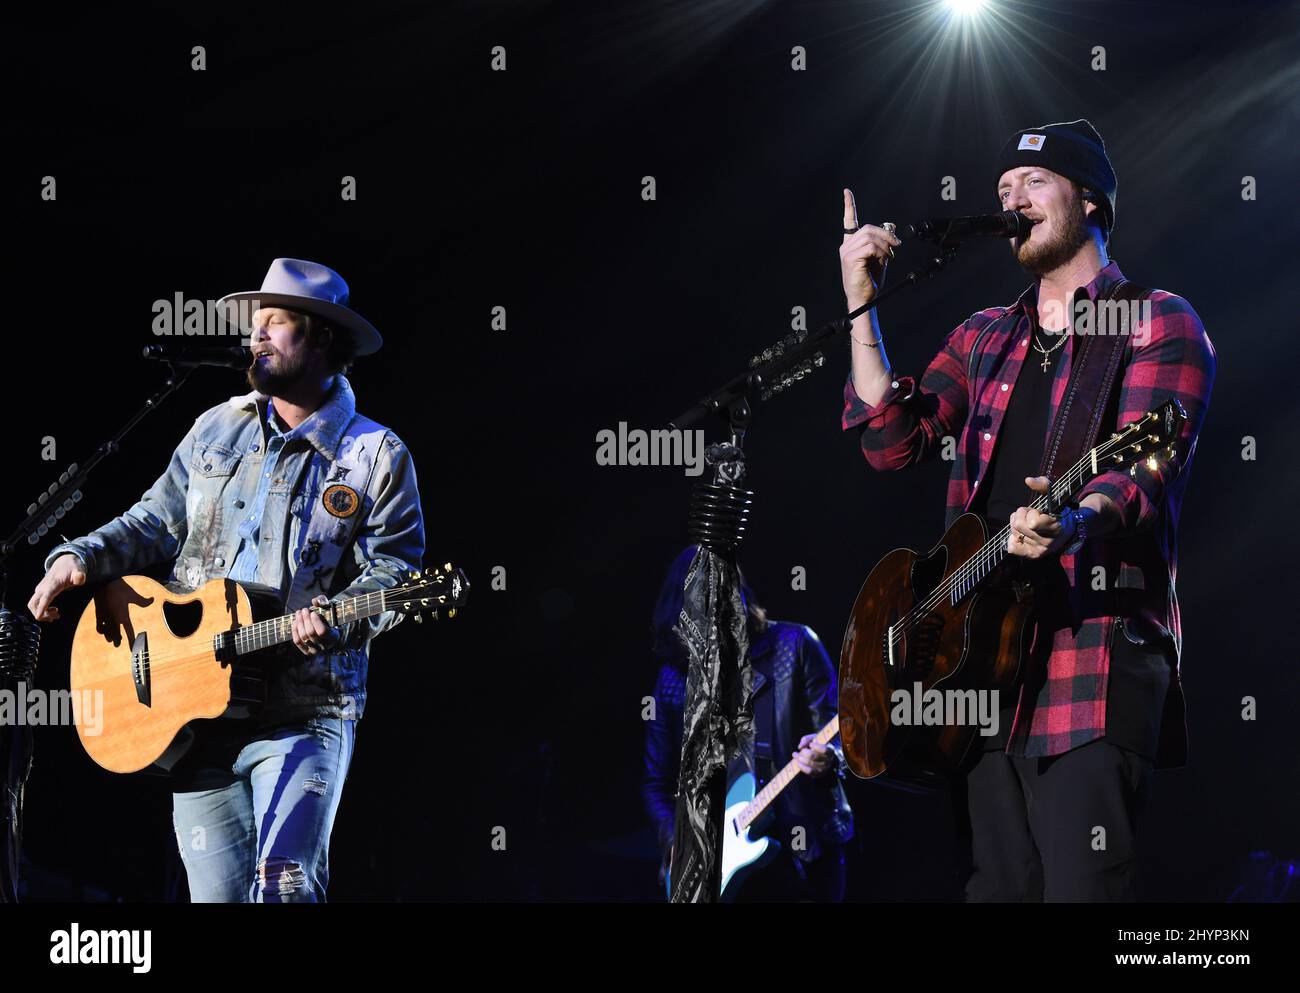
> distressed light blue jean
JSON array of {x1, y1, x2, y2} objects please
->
[{"x1": 170, "y1": 716, "x2": 355, "y2": 903}]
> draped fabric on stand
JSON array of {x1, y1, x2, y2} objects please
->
[
  {"x1": 0, "y1": 687, "x2": 33, "y2": 903},
  {"x1": 668, "y1": 547, "x2": 753, "y2": 903}
]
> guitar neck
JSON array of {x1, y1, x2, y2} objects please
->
[
  {"x1": 735, "y1": 714, "x2": 839, "y2": 832},
  {"x1": 948, "y1": 440, "x2": 1117, "y2": 604},
  {"x1": 230, "y1": 589, "x2": 389, "y2": 656}
]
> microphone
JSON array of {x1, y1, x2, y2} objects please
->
[
  {"x1": 901, "y1": 210, "x2": 1032, "y2": 242},
  {"x1": 141, "y1": 344, "x2": 251, "y2": 368}
]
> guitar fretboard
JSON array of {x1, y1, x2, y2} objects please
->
[
  {"x1": 224, "y1": 589, "x2": 390, "y2": 655},
  {"x1": 736, "y1": 714, "x2": 840, "y2": 831},
  {"x1": 946, "y1": 420, "x2": 1154, "y2": 605}
]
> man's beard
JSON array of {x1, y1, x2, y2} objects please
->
[
  {"x1": 246, "y1": 350, "x2": 309, "y2": 395},
  {"x1": 1016, "y1": 194, "x2": 1090, "y2": 276}
]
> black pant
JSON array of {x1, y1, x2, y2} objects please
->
[{"x1": 962, "y1": 739, "x2": 1154, "y2": 902}]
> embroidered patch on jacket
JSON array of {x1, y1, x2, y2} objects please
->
[
  {"x1": 1017, "y1": 133, "x2": 1045, "y2": 151},
  {"x1": 321, "y1": 484, "x2": 361, "y2": 518}
]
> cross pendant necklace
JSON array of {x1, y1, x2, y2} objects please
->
[{"x1": 1032, "y1": 327, "x2": 1067, "y2": 372}]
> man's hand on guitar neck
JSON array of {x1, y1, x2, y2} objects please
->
[
  {"x1": 291, "y1": 594, "x2": 344, "y2": 655},
  {"x1": 793, "y1": 734, "x2": 835, "y2": 777},
  {"x1": 27, "y1": 553, "x2": 87, "y2": 622},
  {"x1": 1007, "y1": 476, "x2": 1121, "y2": 559}
]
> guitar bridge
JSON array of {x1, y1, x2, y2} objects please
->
[{"x1": 130, "y1": 631, "x2": 151, "y2": 707}]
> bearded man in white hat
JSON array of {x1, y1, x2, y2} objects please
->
[{"x1": 29, "y1": 259, "x2": 425, "y2": 902}]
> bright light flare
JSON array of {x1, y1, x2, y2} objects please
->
[{"x1": 944, "y1": 0, "x2": 988, "y2": 16}]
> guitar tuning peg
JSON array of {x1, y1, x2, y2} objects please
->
[
  {"x1": 1129, "y1": 464, "x2": 1137, "y2": 477},
  {"x1": 420, "y1": 598, "x2": 429, "y2": 606},
  {"x1": 411, "y1": 613, "x2": 423, "y2": 624},
  {"x1": 447, "y1": 608, "x2": 457, "y2": 619},
  {"x1": 437, "y1": 596, "x2": 446, "y2": 604},
  {"x1": 443, "y1": 562, "x2": 452, "y2": 572}
]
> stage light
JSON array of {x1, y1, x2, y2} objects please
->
[{"x1": 944, "y1": 0, "x2": 988, "y2": 16}]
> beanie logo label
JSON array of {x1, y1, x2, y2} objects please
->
[{"x1": 1017, "y1": 133, "x2": 1046, "y2": 151}]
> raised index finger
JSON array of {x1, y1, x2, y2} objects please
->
[{"x1": 842, "y1": 188, "x2": 859, "y2": 241}]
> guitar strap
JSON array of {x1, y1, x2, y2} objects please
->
[
  {"x1": 1036, "y1": 278, "x2": 1150, "y2": 486},
  {"x1": 284, "y1": 414, "x2": 389, "y2": 611}
]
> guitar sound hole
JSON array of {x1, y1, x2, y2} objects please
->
[{"x1": 162, "y1": 598, "x2": 204, "y2": 638}]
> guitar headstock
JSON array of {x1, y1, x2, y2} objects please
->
[
  {"x1": 389, "y1": 562, "x2": 470, "y2": 624},
  {"x1": 1102, "y1": 398, "x2": 1187, "y2": 478}
]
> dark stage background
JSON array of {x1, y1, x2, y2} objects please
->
[{"x1": 9, "y1": 0, "x2": 1298, "y2": 901}]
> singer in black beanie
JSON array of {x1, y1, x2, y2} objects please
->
[
  {"x1": 838, "y1": 116, "x2": 1217, "y2": 902},
  {"x1": 994, "y1": 118, "x2": 1117, "y2": 242}
]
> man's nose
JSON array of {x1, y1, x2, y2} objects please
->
[
  {"x1": 249, "y1": 325, "x2": 269, "y2": 344},
  {"x1": 1006, "y1": 187, "x2": 1031, "y2": 211}
]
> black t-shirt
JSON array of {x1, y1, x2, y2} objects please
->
[
  {"x1": 975, "y1": 316, "x2": 1061, "y2": 533},
  {"x1": 970, "y1": 312, "x2": 1168, "y2": 758}
]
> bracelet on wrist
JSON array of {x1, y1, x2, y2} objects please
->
[{"x1": 1063, "y1": 506, "x2": 1088, "y2": 555}]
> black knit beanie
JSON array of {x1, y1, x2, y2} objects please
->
[{"x1": 994, "y1": 119, "x2": 1116, "y2": 237}]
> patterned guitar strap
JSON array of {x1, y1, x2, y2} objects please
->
[
  {"x1": 284, "y1": 414, "x2": 389, "y2": 612},
  {"x1": 1037, "y1": 279, "x2": 1150, "y2": 487}
]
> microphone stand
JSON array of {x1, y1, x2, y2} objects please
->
[
  {"x1": 0, "y1": 363, "x2": 196, "y2": 562},
  {"x1": 664, "y1": 239, "x2": 964, "y2": 900},
  {"x1": 670, "y1": 240, "x2": 965, "y2": 553},
  {"x1": 0, "y1": 359, "x2": 197, "y2": 902},
  {"x1": 669, "y1": 242, "x2": 962, "y2": 434}
]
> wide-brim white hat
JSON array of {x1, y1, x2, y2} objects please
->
[{"x1": 218, "y1": 258, "x2": 383, "y2": 356}]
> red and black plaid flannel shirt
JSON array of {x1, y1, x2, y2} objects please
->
[{"x1": 841, "y1": 261, "x2": 1216, "y2": 764}]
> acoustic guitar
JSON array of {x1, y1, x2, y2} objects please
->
[
  {"x1": 838, "y1": 400, "x2": 1184, "y2": 782},
  {"x1": 69, "y1": 564, "x2": 467, "y2": 773}
]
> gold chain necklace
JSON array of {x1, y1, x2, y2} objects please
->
[{"x1": 1031, "y1": 326, "x2": 1068, "y2": 372}]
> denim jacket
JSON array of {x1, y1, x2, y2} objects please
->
[{"x1": 45, "y1": 375, "x2": 425, "y2": 722}]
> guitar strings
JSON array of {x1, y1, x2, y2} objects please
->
[
  {"x1": 737, "y1": 719, "x2": 839, "y2": 829},
  {"x1": 124, "y1": 589, "x2": 393, "y2": 670},
  {"x1": 76, "y1": 590, "x2": 435, "y2": 693},
  {"x1": 889, "y1": 441, "x2": 1111, "y2": 645},
  {"x1": 931, "y1": 427, "x2": 1145, "y2": 604},
  {"x1": 889, "y1": 421, "x2": 1155, "y2": 645},
  {"x1": 885, "y1": 419, "x2": 1159, "y2": 652},
  {"x1": 103, "y1": 586, "x2": 442, "y2": 672}
]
